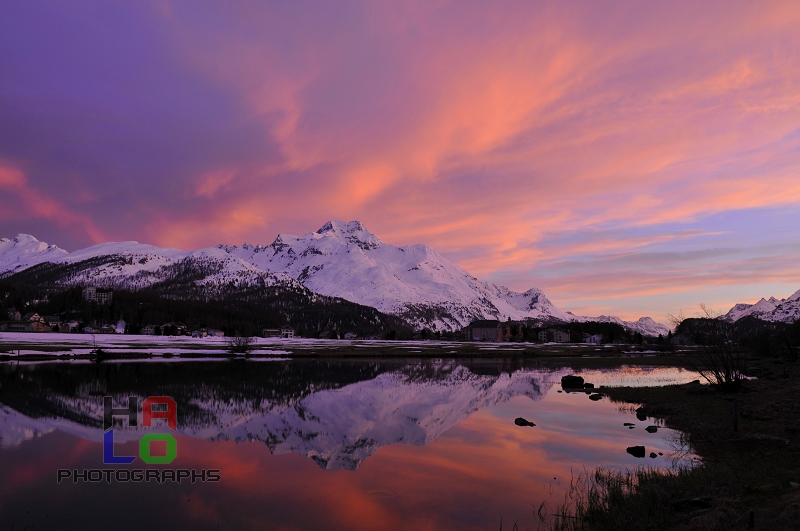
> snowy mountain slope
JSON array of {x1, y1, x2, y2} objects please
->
[
  {"x1": 721, "y1": 289, "x2": 800, "y2": 324},
  {"x1": 593, "y1": 316, "x2": 671, "y2": 337},
  {"x1": 0, "y1": 224, "x2": 670, "y2": 334},
  {"x1": 1, "y1": 235, "x2": 302, "y2": 295},
  {"x1": 0, "y1": 363, "x2": 564, "y2": 470},
  {"x1": 220, "y1": 221, "x2": 580, "y2": 331},
  {"x1": 0, "y1": 234, "x2": 68, "y2": 277}
]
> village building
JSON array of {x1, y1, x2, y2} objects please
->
[
  {"x1": 23, "y1": 312, "x2": 44, "y2": 323},
  {"x1": 41, "y1": 315, "x2": 61, "y2": 329},
  {"x1": 463, "y1": 319, "x2": 520, "y2": 342},
  {"x1": 6, "y1": 308, "x2": 21, "y2": 321},
  {"x1": 192, "y1": 327, "x2": 224, "y2": 337},
  {"x1": 262, "y1": 327, "x2": 295, "y2": 338},
  {"x1": 141, "y1": 324, "x2": 159, "y2": 335},
  {"x1": 82, "y1": 286, "x2": 113, "y2": 305},
  {"x1": 0, "y1": 321, "x2": 50, "y2": 332},
  {"x1": 537, "y1": 329, "x2": 571, "y2": 343},
  {"x1": 586, "y1": 334, "x2": 603, "y2": 344}
]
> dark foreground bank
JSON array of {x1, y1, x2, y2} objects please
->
[{"x1": 544, "y1": 362, "x2": 800, "y2": 530}]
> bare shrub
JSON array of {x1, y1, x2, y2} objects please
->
[
  {"x1": 226, "y1": 335, "x2": 255, "y2": 354},
  {"x1": 684, "y1": 304, "x2": 747, "y2": 392}
]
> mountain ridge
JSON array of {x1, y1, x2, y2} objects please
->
[
  {"x1": 1, "y1": 222, "x2": 670, "y2": 335},
  {"x1": 721, "y1": 289, "x2": 800, "y2": 324}
]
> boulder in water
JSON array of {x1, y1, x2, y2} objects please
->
[
  {"x1": 626, "y1": 446, "x2": 646, "y2": 458},
  {"x1": 561, "y1": 375, "x2": 585, "y2": 389}
]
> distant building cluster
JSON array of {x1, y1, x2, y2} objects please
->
[
  {"x1": 1, "y1": 287, "x2": 299, "y2": 338},
  {"x1": 537, "y1": 328, "x2": 571, "y2": 343},
  {"x1": 464, "y1": 320, "x2": 520, "y2": 342},
  {"x1": 460, "y1": 319, "x2": 576, "y2": 343},
  {"x1": 0, "y1": 311, "x2": 61, "y2": 333},
  {"x1": 82, "y1": 286, "x2": 113, "y2": 305},
  {"x1": 262, "y1": 327, "x2": 295, "y2": 338}
]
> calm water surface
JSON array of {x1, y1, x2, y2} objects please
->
[{"x1": 0, "y1": 359, "x2": 699, "y2": 530}]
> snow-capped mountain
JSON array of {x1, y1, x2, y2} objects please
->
[
  {"x1": 0, "y1": 234, "x2": 68, "y2": 274},
  {"x1": 0, "y1": 362, "x2": 564, "y2": 470},
  {"x1": 721, "y1": 289, "x2": 800, "y2": 324},
  {"x1": 219, "y1": 221, "x2": 576, "y2": 331},
  {"x1": 592, "y1": 316, "x2": 671, "y2": 337},
  {"x1": 0, "y1": 221, "x2": 670, "y2": 333}
]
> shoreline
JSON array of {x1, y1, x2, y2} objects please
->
[
  {"x1": 0, "y1": 331, "x2": 700, "y2": 365},
  {"x1": 562, "y1": 361, "x2": 800, "y2": 530}
]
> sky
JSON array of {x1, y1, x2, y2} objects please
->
[{"x1": 1, "y1": 1, "x2": 800, "y2": 321}]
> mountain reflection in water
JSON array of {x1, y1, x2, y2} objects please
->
[{"x1": 0, "y1": 359, "x2": 698, "y2": 531}]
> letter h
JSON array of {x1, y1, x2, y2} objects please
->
[{"x1": 104, "y1": 396, "x2": 138, "y2": 431}]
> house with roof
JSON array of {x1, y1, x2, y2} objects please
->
[
  {"x1": 192, "y1": 327, "x2": 224, "y2": 338},
  {"x1": 463, "y1": 319, "x2": 520, "y2": 342},
  {"x1": 586, "y1": 334, "x2": 603, "y2": 344},
  {"x1": 537, "y1": 329, "x2": 571, "y2": 343},
  {"x1": 63, "y1": 320, "x2": 80, "y2": 333},
  {"x1": 41, "y1": 315, "x2": 61, "y2": 328},
  {"x1": 141, "y1": 324, "x2": 159, "y2": 335}
]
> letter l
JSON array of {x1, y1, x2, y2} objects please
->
[{"x1": 103, "y1": 429, "x2": 136, "y2": 464}]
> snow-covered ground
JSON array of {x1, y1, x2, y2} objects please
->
[
  {"x1": 0, "y1": 332, "x2": 657, "y2": 359},
  {"x1": 0, "y1": 331, "x2": 518, "y2": 356}
]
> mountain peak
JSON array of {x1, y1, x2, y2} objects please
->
[
  {"x1": 12, "y1": 233, "x2": 40, "y2": 244},
  {"x1": 316, "y1": 221, "x2": 382, "y2": 250}
]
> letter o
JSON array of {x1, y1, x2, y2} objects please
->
[{"x1": 139, "y1": 433, "x2": 178, "y2": 464}]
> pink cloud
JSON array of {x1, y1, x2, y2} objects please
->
[
  {"x1": 0, "y1": 162, "x2": 106, "y2": 243},
  {"x1": 3, "y1": 0, "x2": 800, "y2": 317}
]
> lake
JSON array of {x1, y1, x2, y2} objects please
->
[{"x1": 0, "y1": 359, "x2": 700, "y2": 530}]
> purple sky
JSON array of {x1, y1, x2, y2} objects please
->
[{"x1": 2, "y1": 1, "x2": 800, "y2": 320}]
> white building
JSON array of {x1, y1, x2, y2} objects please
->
[{"x1": 586, "y1": 334, "x2": 603, "y2": 344}]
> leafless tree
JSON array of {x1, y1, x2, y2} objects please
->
[
  {"x1": 226, "y1": 335, "x2": 255, "y2": 354},
  {"x1": 685, "y1": 304, "x2": 747, "y2": 391}
]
